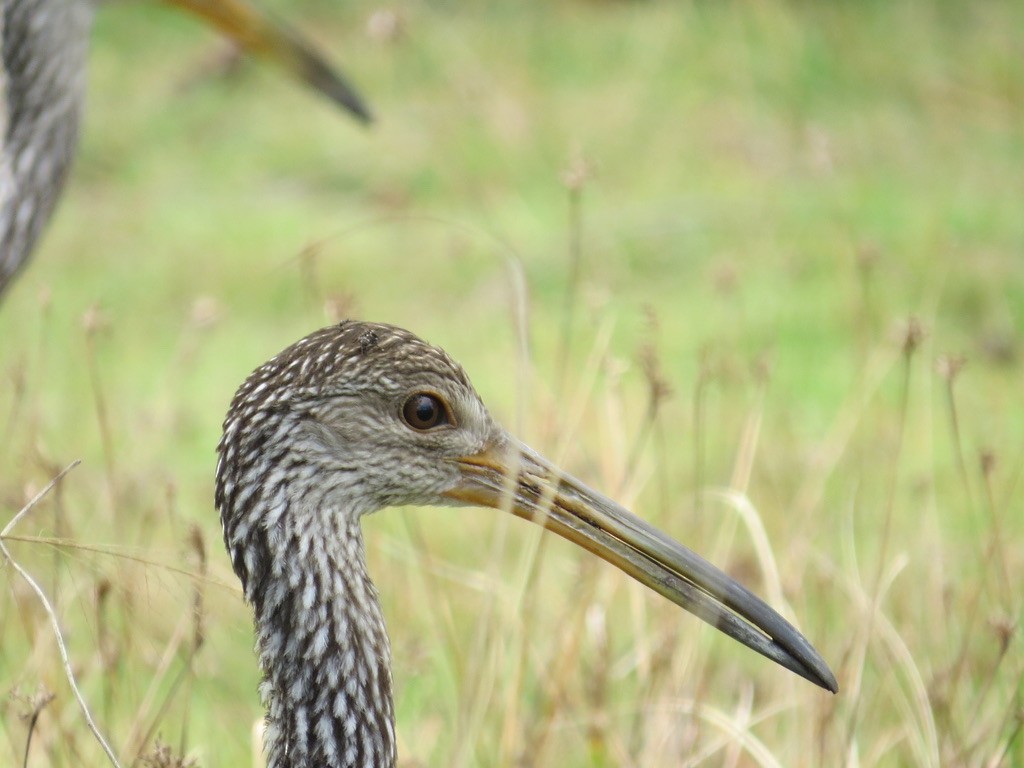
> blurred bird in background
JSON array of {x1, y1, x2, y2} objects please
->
[{"x1": 0, "y1": 0, "x2": 371, "y2": 300}]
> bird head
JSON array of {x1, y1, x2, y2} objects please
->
[{"x1": 216, "y1": 320, "x2": 837, "y2": 693}]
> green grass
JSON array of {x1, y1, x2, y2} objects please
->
[{"x1": 1, "y1": 1, "x2": 1022, "y2": 765}]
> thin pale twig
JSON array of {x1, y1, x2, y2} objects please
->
[{"x1": 0, "y1": 461, "x2": 123, "y2": 768}]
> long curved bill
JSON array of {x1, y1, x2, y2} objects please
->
[
  {"x1": 166, "y1": 0, "x2": 372, "y2": 123},
  {"x1": 443, "y1": 435, "x2": 838, "y2": 693}
]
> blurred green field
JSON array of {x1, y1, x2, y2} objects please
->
[{"x1": 1, "y1": 0, "x2": 1022, "y2": 765}]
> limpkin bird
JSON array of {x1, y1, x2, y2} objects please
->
[
  {"x1": 0, "y1": 0, "x2": 370, "y2": 299},
  {"x1": 217, "y1": 320, "x2": 837, "y2": 768}
]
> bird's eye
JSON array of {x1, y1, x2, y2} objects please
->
[{"x1": 402, "y1": 393, "x2": 451, "y2": 431}]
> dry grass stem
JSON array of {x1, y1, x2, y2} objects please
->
[{"x1": 0, "y1": 461, "x2": 122, "y2": 767}]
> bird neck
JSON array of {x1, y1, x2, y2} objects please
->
[
  {"x1": 252, "y1": 513, "x2": 396, "y2": 768},
  {"x1": 1, "y1": 0, "x2": 94, "y2": 292}
]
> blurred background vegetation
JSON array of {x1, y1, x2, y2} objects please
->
[{"x1": 1, "y1": 0, "x2": 1021, "y2": 765}]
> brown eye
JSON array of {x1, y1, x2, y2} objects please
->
[{"x1": 402, "y1": 393, "x2": 450, "y2": 430}]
